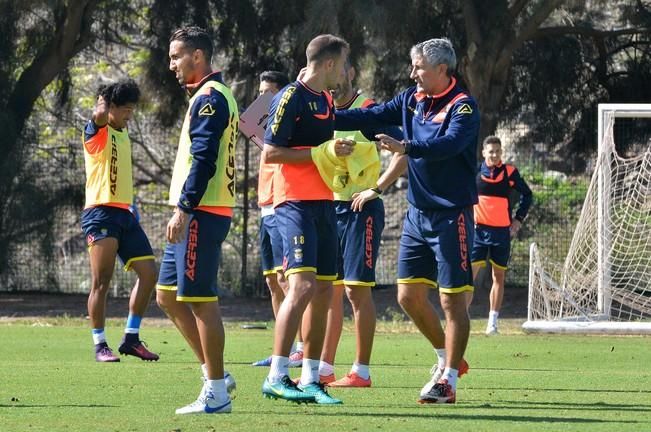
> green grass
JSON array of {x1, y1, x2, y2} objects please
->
[{"x1": 1, "y1": 319, "x2": 650, "y2": 431}]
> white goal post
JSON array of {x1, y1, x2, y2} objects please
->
[{"x1": 524, "y1": 104, "x2": 651, "y2": 334}]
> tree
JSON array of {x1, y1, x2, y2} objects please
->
[
  {"x1": 458, "y1": 0, "x2": 566, "y2": 140},
  {"x1": 144, "y1": 0, "x2": 372, "y2": 122},
  {"x1": 501, "y1": 1, "x2": 651, "y2": 165},
  {"x1": 3, "y1": 0, "x2": 649, "y2": 291},
  {"x1": 0, "y1": 0, "x2": 157, "y2": 287},
  {"x1": 0, "y1": 0, "x2": 96, "y2": 280}
]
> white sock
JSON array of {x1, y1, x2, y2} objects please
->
[
  {"x1": 295, "y1": 341, "x2": 304, "y2": 352},
  {"x1": 488, "y1": 310, "x2": 499, "y2": 327},
  {"x1": 268, "y1": 356, "x2": 289, "y2": 383},
  {"x1": 300, "y1": 358, "x2": 320, "y2": 385},
  {"x1": 351, "y1": 362, "x2": 370, "y2": 380},
  {"x1": 207, "y1": 379, "x2": 229, "y2": 402},
  {"x1": 434, "y1": 348, "x2": 446, "y2": 369},
  {"x1": 441, "y1": 367, "x2": 459, "y2": 389},
  {"x1": 92, "y1": 329, "x2": 106, "y2": 345},
  {"x1": 318, "y1": 360, "x2": 334, "y2": 376},
  {"x1": 201, "y1": 363, "x2": 208, "y2": 380}
]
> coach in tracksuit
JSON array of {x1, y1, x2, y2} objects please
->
[{"x1": 335, "y1": 38, "x2": 479, "y2": 404}]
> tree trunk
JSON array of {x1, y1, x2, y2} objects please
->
[
  {"x1": 460, "y1": 49, "x2": 512, "y2": 148},
  {"x1": 0, "y1": 0, "x2": 95, "y2": 278},
  {"x1": 459, "y1": 0, "x2": 565, "y2": 153}
]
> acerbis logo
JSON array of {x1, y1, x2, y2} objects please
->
[
  {"x1": 109, "y1": 135, "x2": 118, "y2": 195},
  {"x1": 365, "y1": 216, "x2": 373, "y2": 269},
  {"x1": 457, "y1": 212, "x2": 468, "y2": 272},
  {"x1": 271, "y1": 86, "x2": 296, "y2": 135},
  {"x1": 185, "y1": 219, "x2": 199, "y2": 281},
  {"x1": 225, "y1": 112, "x2": 237, "y2": 197}
]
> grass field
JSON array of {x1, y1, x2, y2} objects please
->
[{"x1": 1, "y1": 318, "x2": 650, "y2": 432}]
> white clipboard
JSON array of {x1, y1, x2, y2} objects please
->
[{"x1": 239, "y1": 91, "x2": 273, "y2": 150}]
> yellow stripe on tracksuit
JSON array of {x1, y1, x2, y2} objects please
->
[
  {"x1": 397, "y1": 277, "x2": 438, "y2": 288},
  {"x1": 438, "y1": 285, "x2": 474, "y2": 294},
  {"x1": 262, "y1": 265, "x2": 284, "y2": 276},
  {"x1": 123, "y1": 255, "x2": 155, "y2": 271},
  {"x1": 176, "y1": 295, "x2": 219, "y2": 302},
  {"x1": 472, "y1": 259, "x2": 508, "y2": 270},
  {"x1": 334, "y1": 280, "x2": 376, "y2": 287},
  {"x1": 284, "y1": 267, "x2": 337, "y2": 281},
  {"x1": 397, "y1": 278, "x2": 473, "y2": 293}
]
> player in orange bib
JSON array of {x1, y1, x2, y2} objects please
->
[
  {"x1": 252, "y1": 71, "x2": 306, "y2": 368},
  {"x1": 469, "y1": 135, "x2": 532, "y2": 335},
  {"x1": 80, "y1": 79, "x2": 159, "y2": 363}
]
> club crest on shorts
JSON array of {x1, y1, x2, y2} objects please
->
[{"x1": 293, "y1": 248, "x2": 303, "y2": 263}]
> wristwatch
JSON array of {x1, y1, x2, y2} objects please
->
[{"x1": 403, "y1": 140, "x2": 411, "y2": 155}]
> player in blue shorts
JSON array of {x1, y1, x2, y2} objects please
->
[
  {"x1": 469, "y1": 135, "x2": 532, "y2": 335},
  {"x1": 81, "y1": 79, "x2": 159, "y2": 363},
  {"x1": 252, "y1": 71, "x2": 305, "y2": 368},
  {"x1": 261, "y1": 34, "x2": 354, "y2": 405},
  {"x1": 155, "y1": 27, "x2": 237, "y2": 414},
  {"x1": 257, "y1": 71, "x2": 290, "y2": 323},
  {"x1": 318, "y1": 61, "x2": 402, "y2": 388},
  {"x1": 336, "y1": 38, "x2": 480, "y2": 404}
]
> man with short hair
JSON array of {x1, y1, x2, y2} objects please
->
[
  {"x1": 155, "y1": 26, "x2": 237, "y2": 414},
  {"x1": 469, "y1": 135, "x2": 532, "y2": 335},
  {"x1": 336, "y1": 38, "x2": 479, "y2": 404},
  {"x1": 318, "y1": 61, "x2": 401, "y2": 388},
  {"x1": 261, "y1": 34, "x2": 353, "y2": 404},
  {"x1": 252, "y1": 70, "x2": 305, "y2": 368},
  {"x1": 258, "y1": 71, "x2": 290, "y2": 96}
]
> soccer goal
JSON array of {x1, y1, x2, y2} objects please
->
[{"x1": 524, "y1": 104, "x2": 651, "y2": 334}]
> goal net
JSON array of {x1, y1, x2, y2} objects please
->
[{"x1": 524, "y1": 104, "x2": 651, "y2": 334}]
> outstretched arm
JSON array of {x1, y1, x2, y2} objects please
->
[
  {"x1": 379, "y1": 100, "x2": 479, "y2": 161},
  {"x1": 335, "y1": 92, "x2": 404, "y2": 132},
  {"x1": 263, "y1": 138, "x2": 355, "y2": 164}
]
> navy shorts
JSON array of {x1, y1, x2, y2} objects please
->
[
  {"x1": 80, "y1": 205, "x2": 154, "y2": 271},
  {"x1": 156, "y1": 210, "x2": 231, "y2": 302},
  {"x1": 260, "y1": 214, "x2": 284, "y2": 276},
  {"x1": 471, "y1": 225, "x2": 511, "y2": 269},
  {"x1": 397, "y1": 205, "x2": 474, "y2": 294},
  {"x1": 274, "y1": 200, "x2": 338, "y2": 280},
  {"x1": 334, "y1": 198, "x2": 385, "y2": 287}
]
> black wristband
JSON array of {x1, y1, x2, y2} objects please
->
[
  {"x1": 403, "y1": 140, "x2": 411, "y2": 155},
  {"x1": 370, "y1": 187, "x2": 383, "y2": 195}
]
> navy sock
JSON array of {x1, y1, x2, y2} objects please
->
[{"x1": 124, "y1": 333, "x2": 139, "y2": 344}]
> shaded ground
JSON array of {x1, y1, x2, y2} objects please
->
[{"x1": 0, "y1": 283, "x2": 528, "y2": 321}]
